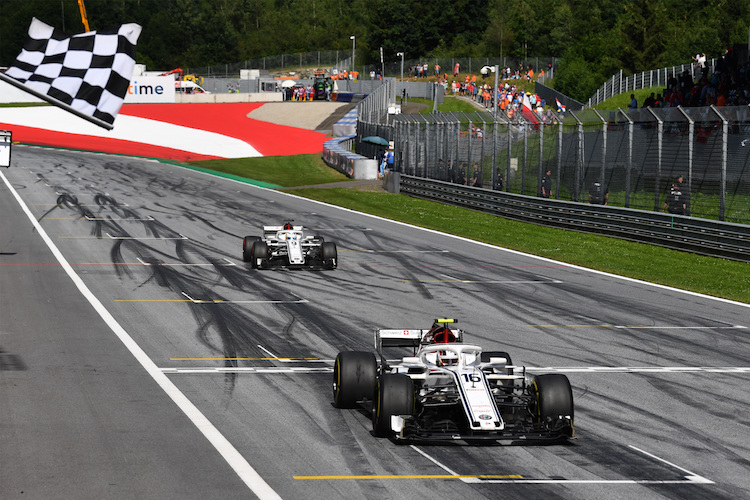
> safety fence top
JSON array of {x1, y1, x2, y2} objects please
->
[{"x1": 586, "y1": 61, "x2": 715, "y2": 108}]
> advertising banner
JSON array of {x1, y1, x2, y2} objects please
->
[{"x1": 124, "y1": 76, "x2": 175, "y2": 103}]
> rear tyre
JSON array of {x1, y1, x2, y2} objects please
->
[
  {"x1": 332, "y1": 351, "x2": 377, "y2": 409},
  {"x1": 251, "y1": 241, "x2": 269, "y2": 269},
  {"x1": 321, "y1": 241, "x2": 337, "y2": 269},
  {"x1": 242, "y1": 236, "x2": 260, "y2": 262},
  {"x1": 532, "y1": 374, "x2": 574, "y2": 436},
  {"x1": 372, "y1": 374, "x2": 414, "y2": 437}
]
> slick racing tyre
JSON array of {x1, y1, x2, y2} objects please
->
[
  {"x1": 532, "y1": 374, "x2": 574, "y2": 436},
  {"x1": 321, "y1": 241, "x2": 337, "y2": 270},
  {"x1": 372, "y1": 374, "x2": 414, "y2": 438},
  {"x1": 250, "y1": 240, "x2": 269, "y2": 269},
  {"x1": 332, "y1": 351, "x2": 377, "y2": 409},
  {"x1": 242, "y1": 236, "x2": 261, "y2": 262}
]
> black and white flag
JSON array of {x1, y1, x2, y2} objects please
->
[{"x1": 0, "y1": 18, "x2": 141, "y2": 130}]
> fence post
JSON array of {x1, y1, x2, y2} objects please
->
[
  {"x1": 464, "y1": 112, "x2": 473, "y2": 173},
  {"x1": 677, "y1": 106, "x2": 694, "y2": 215},
  {"x1": 557, "y1": 119, "x2": 563, "y2": 198},
  {"x1": 570, "y1": 110, "x2": 583, "y2": 202},
  {"x1": 647, "y1": 107, "x2": 663, "y2": 211},
  {"x1": 618, "y1": 108, "x2": 633, "y2": 208},
  {"x1": 711, "y1": 105, "x2": 728, "y2": 220},
  {"x1": 522, "y1": 122, "x2": 528, "y2": 196},
  {"x1": 538, "y1": 120, "x2": 544, "y2": 197},
  {"x1": 491, "y1": 117, "x2": 498, "y2": 189},
  {"x1": 507, "y1": 121, "x2": 513, "y2": 193},
  {"x1": 593, "y1": 109, "x2": 607, "y2": 192}
]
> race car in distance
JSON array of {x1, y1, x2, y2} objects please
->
[
  {"x1": 242, "y1": 222, "x2": 337, "y2": 269},
  {"x1": 333, "y1": 319, "x2": 574, "y2": 442}
]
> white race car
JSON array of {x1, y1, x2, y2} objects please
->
[
  {"x1": 243, "y1": 222, "x2": 337, "y2": 269},
  {"x1": 333, "y1": 319, "x2": 574, "y2": 442}
]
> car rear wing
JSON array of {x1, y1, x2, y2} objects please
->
[
  {"x1": 263, "y1": 225, "x2": 303, "y2": 232},
  {"x1": 375, "y1": 328, "x2": 464, "y2": 355}
]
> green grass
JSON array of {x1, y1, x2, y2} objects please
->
[
  {"x1": 0, "y1": 102, "x2": 50, "y2": 107},
  {"x1": 186, "y1": 154, "x2": 350, "y2": 187},
  {"x1": 592, "y1": 86, "x2": 664, "y2": 110},
  {"x1": 183, "y1": 155, "x2": 750, "y2": 304}
]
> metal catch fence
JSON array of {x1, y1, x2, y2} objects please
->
[{"x1": 358, "y1": 86, "x2": 750, "y2": 224}]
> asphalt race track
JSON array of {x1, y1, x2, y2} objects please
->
[{"x1": 2, "y1": 145, "x2": 750, "y2": 500}]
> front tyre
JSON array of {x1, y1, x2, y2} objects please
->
[
  {"x1": 532, "y1": 374, "x2": 574, "y2": 437},
  {"x1": 321, "y1": 241, "x2": 337, "y2": 269},
  {"x1": 332, "y1": 351, "x2": 377, "y2": 409},
  {"x1": 372, "y1": 374, "x2": 414, "y2": 437},
  {"x1": 251, "y1": 241, "x2": 269, "y2": 269}
]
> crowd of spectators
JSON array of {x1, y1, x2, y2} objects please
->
[
  {"x1": 407, "y1": 62, "x2": 562, "y2": 123},
  {"x1": 630, "y1": 47, "x2": 750, "y2": 109}
]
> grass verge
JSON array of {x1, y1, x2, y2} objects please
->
[{"x1": 187, "y1": 154, "x2": 350, "y2": 187}]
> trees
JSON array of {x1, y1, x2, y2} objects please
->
[{"x1": 2, "y1": 0, "x2": 750, "y2": 104}]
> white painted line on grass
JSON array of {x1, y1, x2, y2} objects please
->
[{"x1": 0, "y1": 170, "x2": 282, "y2": 500}]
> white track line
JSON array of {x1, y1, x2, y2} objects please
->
[
  {"x1": 270, "y1": 188, "x2": 750, "y2": 310},
  {"x1": 162, "y1": 367, "x2": 333, "y2": 374},
  {"x1": 1, "y1": 170, "x2": 281, "y2": 500},
  {"x1": 629, "y1": 445, "x2": 714, "y2": 484},
  {"x1": 180, "y1": 291, "x2": 307, "y2": 304},
  {"x1": 412, "y1": 443, "x2": 712, "y2": 485},
  {"x1": 410, "y1": 445, "x2": 462, "y2": 476},
  {"x1": 525, "y1": 367, "x2": 750, "y2": 373}
]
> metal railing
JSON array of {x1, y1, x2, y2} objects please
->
[
  {"x1": 186, "y1": 53, "x2": 558, "y2": 80},
  {"x1": 398, "y1": 175, "x2": 750, "y2": 262},
  {"x1": 586, "y1": 62, "x2": 715, "y2": 108},
  {"x1": 356, "y1": 87, "x2": 750, "y2": 224}
]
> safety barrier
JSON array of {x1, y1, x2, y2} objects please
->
[
  {"x1": 398, "y1": 175, "x2": 750, "y2": 262},
  {"x1": 322, "y1": 135, "x2": 378, "y2": 180}
]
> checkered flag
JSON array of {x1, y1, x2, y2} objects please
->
[{"x1": 0, "y1": 18, "x2": 141, "y2": 130}]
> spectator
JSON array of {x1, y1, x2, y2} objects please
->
[
  {"x1": 642, "y1": 92, "x2": 656, "y2": 107},
  {"x1": 675, "y1": 174, "x2": 690, "y2": 215},
  {"x1": 494, "y1": 172, "x2": 504, "y2": 191},
  {"x1": 539, "y1": 169, "x2": 552, "y2": 198},
  {"x1": 470, "y1": 163, "x2": 482, "y2": 187},
  {"x1": 588, "y1": 178, "x2": 609, "y2": 205},
  {"x1": 453, "y1": 61, "x2": 460, "y2": 77},
  {"x1": 628, "y1": 93, "x2": 637, "y2": 110},
  {"x1": 663, "y1": 180, "x2": 687, "y2": 215},
  {"x1": 380, "y1": 146, "x2": 394, "y2": 178},
  {"x1": 693, "y1": 52, "x2": 707, "y2": 79},
  {"x1": 456, "y1": 165, "x2": 466, "y2": 185}
]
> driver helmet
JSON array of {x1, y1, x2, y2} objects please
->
[
  {"x1": 431, "y1": 326, "x2": 456, "y2": 344},
  {"x1": 436, "y1": 350, "x2": 459, "y2": 367},
  {"x1": 283, "y1": 222, "x2": 293, "y2": 230}
]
